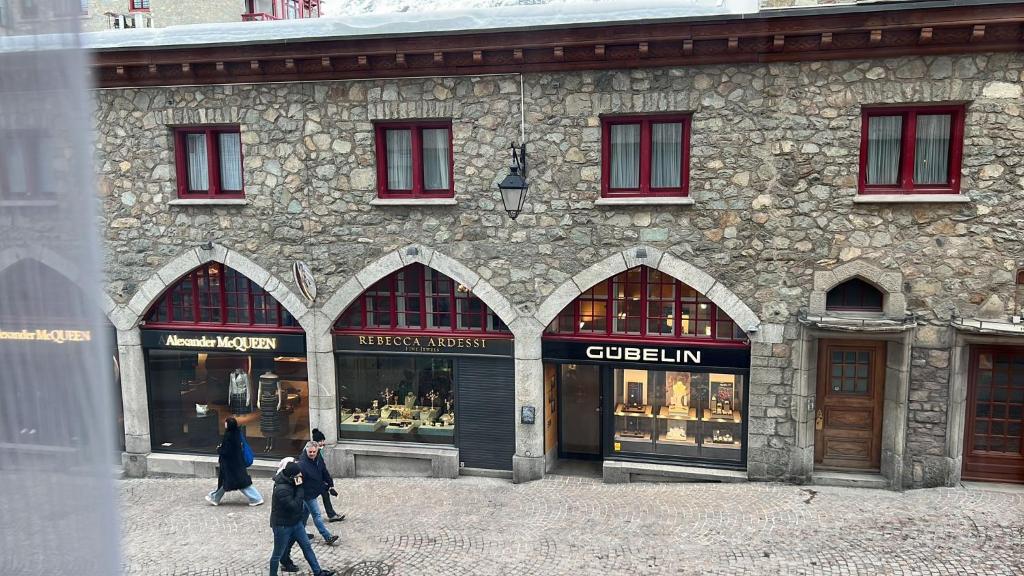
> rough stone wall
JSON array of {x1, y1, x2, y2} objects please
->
[{"x1": 94, "y1": 52, "x2": 1024, "y2": 487}]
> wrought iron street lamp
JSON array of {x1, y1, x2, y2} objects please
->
[{"x1": 497, "y1": 143, "x2": 528, "y2": 220}]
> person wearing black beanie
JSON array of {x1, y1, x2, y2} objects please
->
[{"x1": 268, "y1": 461, "x2": 334, "y2": 576}]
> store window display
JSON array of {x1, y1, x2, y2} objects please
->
[
  {"x1": 336, "y1": 356, "x2": 455, "y2": 444},
  {"x1": 613, "y1": 368, "x2": 744, "y2": 462}
]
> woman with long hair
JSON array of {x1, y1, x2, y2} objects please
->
[{"x1": 205, "y1": 417, "x2": 263, "y2": 506}]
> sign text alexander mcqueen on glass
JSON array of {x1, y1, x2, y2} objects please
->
[
  {"x1": 164, "y1": 334, "x2": 278, "y2": 352},
  {"x1": 585, "y1": 345, "x2": 701, "y2": 364},
  {"x1": 0, "y1": 329, "x2": 92, "y2": 344}
]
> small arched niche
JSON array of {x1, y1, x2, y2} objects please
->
[{"x1": 825, "y1": 277, "x2": 884, "y2": 314}]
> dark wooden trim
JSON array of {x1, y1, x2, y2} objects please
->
[{"x1": 90, "y1": 3, "x2": 1024, "y2": 88}]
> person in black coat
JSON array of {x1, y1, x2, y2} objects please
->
[
  {"x1": 268, "y1": 463, "x2": 334, "y2": 576},
  {"x1": 296, "y1": 441, "x2": 338, "y2": 543},
  {"x1": 205, "y1": 417, "x2": 263, "y2": 506}
]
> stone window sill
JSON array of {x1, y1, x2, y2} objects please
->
[
  {"x1": 594, "y1": 197, "x2": 695, "y2": 207},
  {"x1": 168, "y1": 198, "x2": 250, "y2": 206},
  {"x1": 853, "y1": 194, "x2": 970, "y2": 204},
  {"x1": 370, "y1": 198, "x2": 458, "y2": 207}
]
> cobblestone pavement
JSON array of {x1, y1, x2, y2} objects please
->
[{"x1": 120, "y1": 474, "x2": 1024, "y2": 576}]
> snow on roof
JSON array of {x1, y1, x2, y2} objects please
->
[{"x1": 82, "y1": 0, "x2": 759, "y2": 51}]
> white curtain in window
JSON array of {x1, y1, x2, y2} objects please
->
[
  {"x1": 651, "y1": 122, "x2": 682, "y2": 188},
  {"x1": 914, "y1": 114, "x2": 951, "y2": 185},
  {"x1": 386, "y1": 129, "x2": 413, "y2": 190},
  {"x1": 186, "y1": 133, "x2": 209, "y2": 191},
  {"x1": 422, "y1": 128, "x2": 450, "y2": 190},
  {"x1": 218, "y1": 132, "x2": 242, "y2": 191},
  {"x1": 610, "y1": 124, "x2": 640, "y2": 188},
  {"x1": 866, "y1": 115, "x2": 902, "y2": 185}
]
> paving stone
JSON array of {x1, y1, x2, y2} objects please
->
[{"x1": 118, "y1": 476, "x2": 1024, "y2": 575}]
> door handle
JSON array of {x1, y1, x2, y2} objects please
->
[{"x1": 815, "y1": 409, "x2": 824, "y2": 431}]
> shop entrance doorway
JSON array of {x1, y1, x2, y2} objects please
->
[
  {"x1": 558, "y1": 364, "x2": 602, "y2": 459},
  {"x1": 815, "y1": 340, "x2": 886, "y2": 471}
]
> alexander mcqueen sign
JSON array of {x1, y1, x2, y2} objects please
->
[
  {"x1": 334, "y1": 334, "x2": 513, "y2": 357},
  {"x1": 0, "y1": 328, "x2": 92, "y2": 344},
  {"x1": 164, "y1": 334, "x2": 278, "y2": 352},
  {"x1": 142, "y1": 330, "x2": 306, "y2": 355},
  {"x1": 542, "y1": 341, "x2": 749, "y2": 370}
]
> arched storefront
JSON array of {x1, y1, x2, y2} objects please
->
[
  {"x1": 542, "y1": 265, "x2": 751, "y2": 470},
  {"x1": 139, "y1": 262, "x2": 310, "y2": 458},
  {"x1": 0, "y1": 259, "x2": 122, "y2": 457},
  {"x1": 332, "y1": 263, "x2": 515, "y2": 472}
]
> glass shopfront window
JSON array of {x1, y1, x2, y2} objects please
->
[
  {"x1": 336, "y1": 355, "x2": 455, "y2": 445},
  {"x1": 612, "y1": 368, "x2": 745, "y2": 462},
  {"x1": 146, "y1": 349, "x2": 310, "y2": 457}
]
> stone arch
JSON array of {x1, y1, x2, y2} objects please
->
[
  {"x1": 123, "y1": 243, "x2": 312, "y2": 332},
  {"x1": 317, "y1": 244, "x2": 521, "y2": 341},
  {"x1": 534, "y1": 245, "x2": 760, "y2": 336},
  {"x1": 0, "y1": 246, "x2": 119, "y2": 325},
  {"x1": 810, "y1": 261, "x2": 906, "y2": 318}
]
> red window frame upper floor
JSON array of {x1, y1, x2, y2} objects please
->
[
  {"x1": 173, "y1": 125, "x2": 244, "y2": 199},
  {"x1": 129, "y1": 0, "x2": 150, "y2": 12},
  {"x1": 243, "y1": 0, "x2": 320, "y2": 20},
  {"x1": 143, "y1": 262, "x2": 301, "y2": 332},
  {"x1": 373, "y1": 120, "x2": 455, "y2": 199},
  {"x1": 334, "y1": 263, "x2": 509, "y2": 336},
  {"x1": 858, "y1": 104, "x2": 966, "y2": 195},
  {"x1": 601, "y1": 113, "x2": 691, "y2": 198},
  {"x1": 544, "y1": 266, "x2": 746, "y2": 347}
]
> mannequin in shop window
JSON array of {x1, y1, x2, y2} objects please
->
[
  {"x1": 257, "y1": 371, "x2": 285, "y2": 453},
  {"x1": 228, "y1": 368, "x2": 252, "y2": 414}
]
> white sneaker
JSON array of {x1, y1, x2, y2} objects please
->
[
  {"x1": 249, "y1": 499, "x2": 265, "y2": 507},
  {"x1": 204, "y1": 495, "x2": 219, "y2": 506}
]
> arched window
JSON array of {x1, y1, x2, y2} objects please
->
[
  {"x1": 144, "y1": 262, "x2": 298, "y2": 329},
  {"x1": 545, "y1": 266, "x2": 745, "y2": 342},
  {"x1": 334, "y1": 263, "x2": 508, "y2": 333},
  {"x1": 825, "y1": 278, "x2": 884, "y2": 312}
]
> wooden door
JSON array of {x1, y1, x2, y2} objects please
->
[
  {"x1": 962, "y1": 347, "x2": 1024, "y2": 483},
  {"x1": 815, "y1": 340, "x2": 886, "y2": 470}
]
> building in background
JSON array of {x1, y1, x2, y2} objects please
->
[
  {"x1": 80, "y1": 0, "x2": 321, "y2": 32},
  {"x1": 86, "y1": 0, "x2": 1024, "y2": 489}
]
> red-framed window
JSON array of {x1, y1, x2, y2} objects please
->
[
  {"x1": 129, "y1": 0, "x2": 150, "y2": 11},
  {"x1": 601, "y1": 114, "x2": 690, "y2": 198},
  {"x1": 547, "y1": 266, "x2": 745, "y2": 343},
  {"x1": 243, "y1": 0, "x2": 321, "y2": 20},
  {"x1": 334, "y1": 264, "x2": 508, "y2": 334},
  {"x1": 1017, "y1": 269, "x2": 1024, "y2": 286},
  {"x1": 859, "y1": 104, "x2": 965, "y2": 195},
  {"x1": 826, "y1": 278, "x2": 884, "y2": 313},
  {"x1": 144, "y1": 262, "x2": 299, "y2": 330},
  {"x1": 173, "y1": 126, "x2": 244, "y2": 199},
  {"x1": 374, "y1": 121, "x2": 454, "y2": 199}
]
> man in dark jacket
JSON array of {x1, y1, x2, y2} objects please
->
[
  {"x1": 311, "y1": 428, "x2": 344, "y2": 522},
  {"x1": 297, "y1": 441, "x2": 339, "y2": 544},
  {"x1": 269, "y1": 462, "x2": 334, "y2": 576}
]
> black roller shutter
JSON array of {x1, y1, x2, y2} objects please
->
[{"x1": 456, "y1": 357, "x2": 515, "y2": 470}]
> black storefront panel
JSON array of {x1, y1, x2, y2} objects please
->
[{"x1": 456, "y1": 357, "x2": 515, "y2": 471}]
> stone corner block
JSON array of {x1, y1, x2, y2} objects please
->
[
  {"x1": 812, "y1": 269, "x2": 839, "y2": 292},
  {"x1": 622, "y1": 245, "x2": 664, "y2": 272},
  {"x1": 121, "y1": 453, "x2": 148, "y2": 478},
  {"x1": 750, "y1": 323, "x2": 785, "y2": 344},
  {"x1": 399, "y1": 244, "x2": 435, "y2": 267},
  {"x1": 512, "y1": 455, "x2": 545, "y2": 484}
]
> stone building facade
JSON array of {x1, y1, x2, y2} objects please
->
[{"x1": 86, "y1": 1, "x2": 1024, "y2": 488}]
